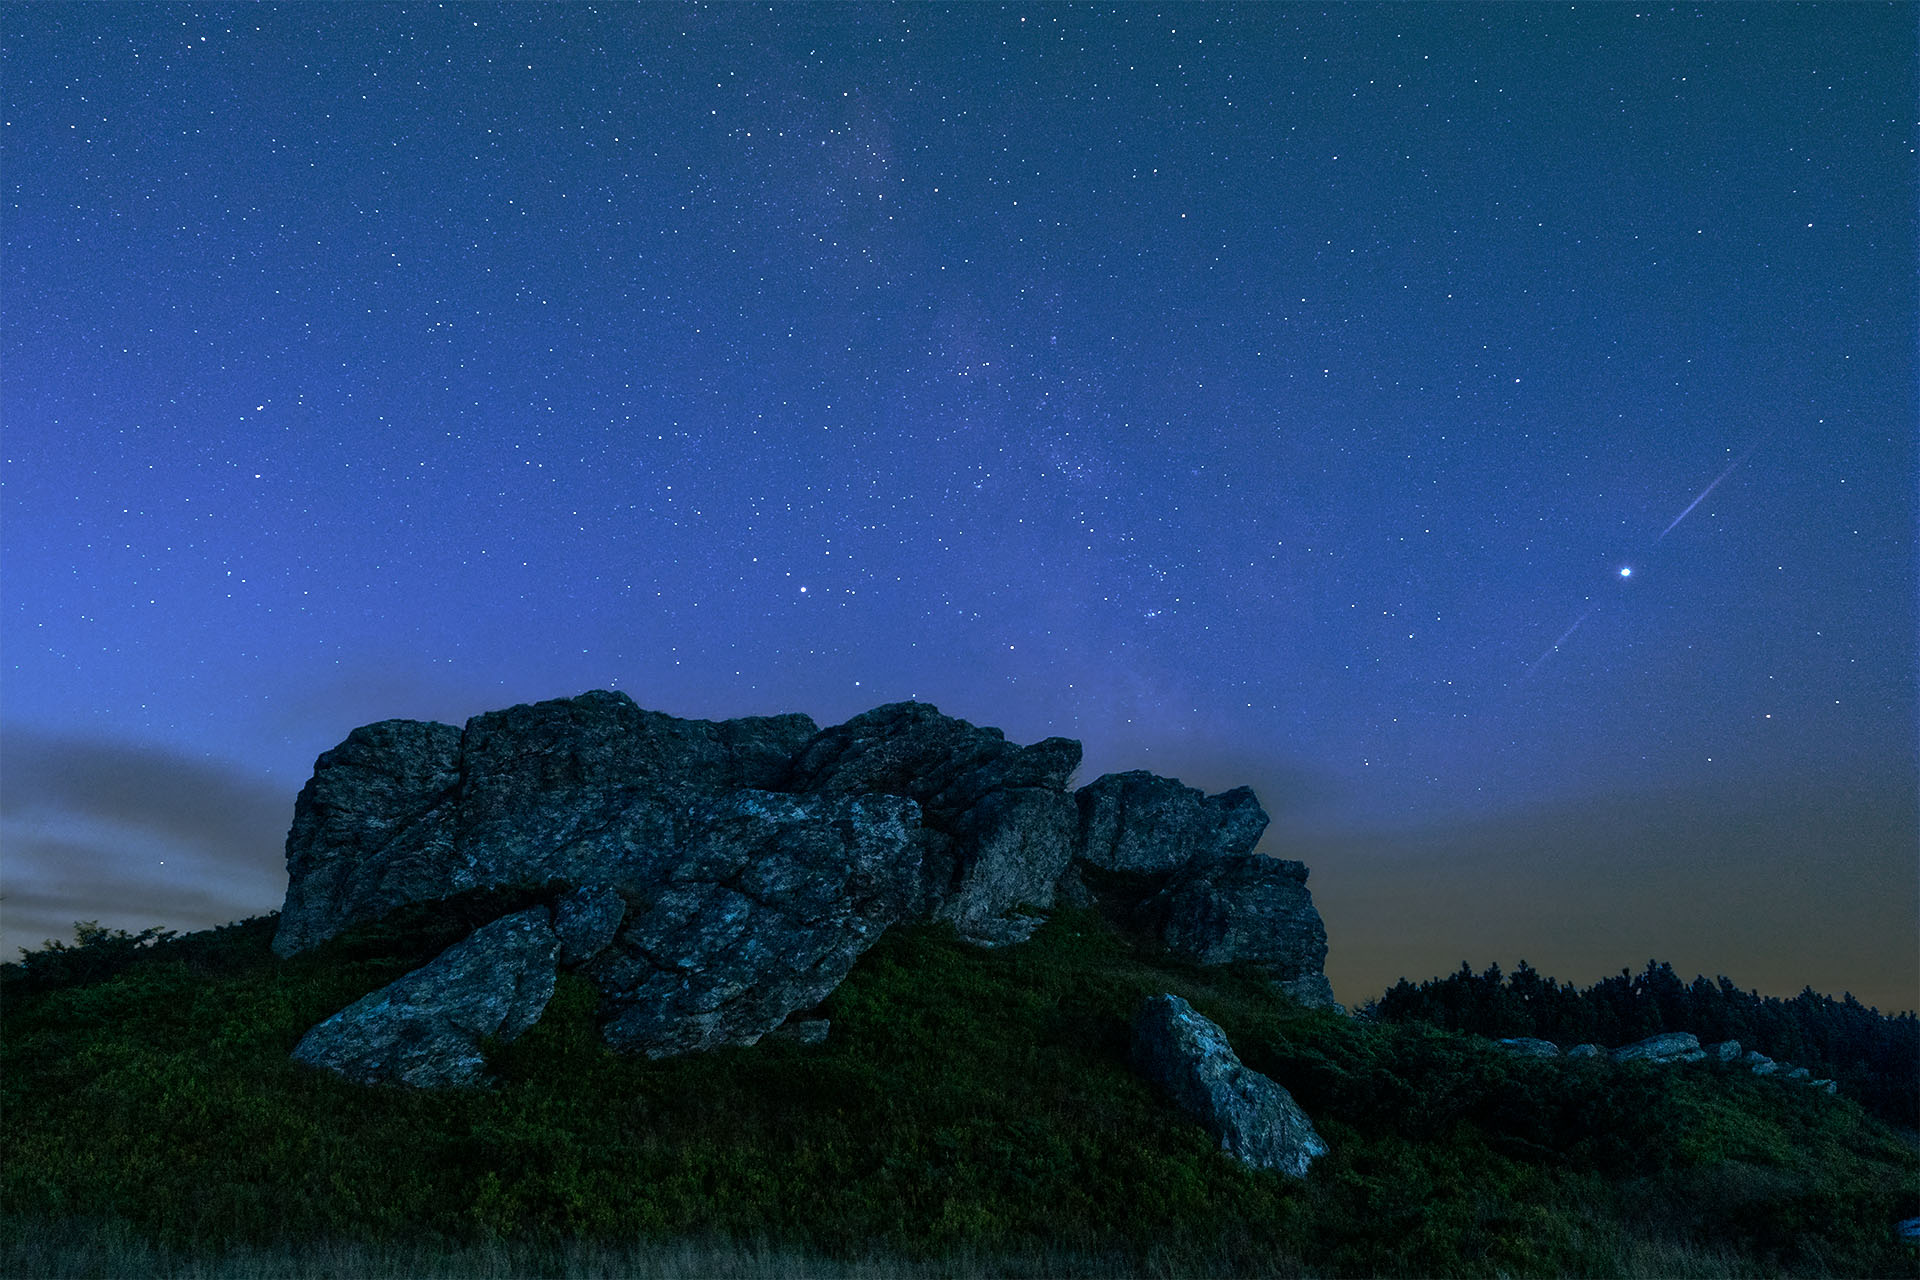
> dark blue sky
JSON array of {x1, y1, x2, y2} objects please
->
[{"x1": 4, "y1": 4, "x2": 1914, "y2": 1009}]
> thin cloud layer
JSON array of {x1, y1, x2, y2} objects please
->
[{"x1": 0, "y1": 729, "x2": 289, "y2": 957}]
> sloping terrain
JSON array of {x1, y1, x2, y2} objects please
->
[{"x1": 2, "y1": 900, "x2": 1916, "y2": 1277}]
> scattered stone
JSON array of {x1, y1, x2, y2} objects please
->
[
  {"x1": 1809, "y1": 1078, "x2": 1838, "y2": 1094},
  {"x1": 1131, "y1": 994, "x2": 1328, "y2": 1178},
  {"x1": 1567, "y1": 1043, "x2": 1603, "y2": 1059},
  {"x1": 1786, "y1": 1067, "x2": 1811, "y2": 1081},
  {"x1": 1497, "y1": 1037, "x2": 1562, "y2": 1058},
  {"x1": 1609, "y1": 1031, "x2": 1702, "y2": 1063},
  {"x1": 1894, "y1": 1217, "x2": 1920, "y2": 1244},
  {"x1": 1745, "y1": 1051, "x2": 1779, "y2": 1075},
  {"x1": 551, "y1": 885, "x2": 627, "y2": 966},
  {"x1": 291, "y1": 908, "x2": 558, "y2": 1087},
  {"x1": 1706, "y1": 1039, "x2": 1742, "y2": 1062},
  {"x1": 1075, "y1": 771, "x2": 1267, "y2": 875}
]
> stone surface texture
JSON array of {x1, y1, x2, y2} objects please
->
[
  {"x1": 275, "y1": 690, "x2": 1336, "y2": 1083},
  {"x1": 582, "y1": 789, "x2": 923, "y2": 1057},
  {"x1": 1075, "y1": 771, "x2": 1267, "y2": 875},
  {"x1": 551, "y1": 885, "x2": 627, "y2": 967},
  {"x1": 1151, "y1": 854, "x2": 1328, "y2": 982},
  {"x1": 289, "y1": 907, "x2": 559, "y2": 1087},
  {"x1": 1130, "y1": 993, "x2": 1328, "y2": 1178},
  {"x1": 274, "y1": 719, "x2": 465, "y2": 957}
]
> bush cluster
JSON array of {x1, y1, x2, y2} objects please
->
[{"x1": 1367, "y1": 959, "x2": 1920, "y2": 1127}]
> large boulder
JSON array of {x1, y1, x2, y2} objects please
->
[
  {"x1": 582, "y1": 790, "x2": 923, "y2": 1057},
  {"x1": 272, "y1": 692, "x2": 820, "y2": 956},
  {"x1": 1075, "y1": 771, "x2": 1267, "y2": 875},
  {"x1": 1151, "y1": 854, "x2": 1329, "y2": 991},
  {"x1": 938, "y1": 786, "x2": 1078, "y2": 943},
  {"x1": 1131, "y1": 994, "x2": 1327, "y2": 1178},
  {"x1": 290, "y1": 908, "x2": 559, "y2": 1087}
]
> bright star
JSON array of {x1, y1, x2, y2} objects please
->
[{"x1": 1619, "y1": 566, "x2": 1633, "y2": 578}]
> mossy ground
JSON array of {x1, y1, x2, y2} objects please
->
[{"x1": 4, "y1": 905, "x2": 1915, "y2": 1277}]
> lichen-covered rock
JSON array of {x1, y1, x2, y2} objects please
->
[
  {"x1": 1131, "y1": 993, "x2": 1327, "y2": 1178},
  {"x1": 1151, "y1": 854, "x2": 1328, "y2": 983},
  {"x1": 273, "y1": 692, "x2": 820, "y2": 956},
  {"x1": 1609, "y1": 1031, "x2": 1702, "y2": 1063},
  {"x1": 1706, "y1": 1039, "x2": 1743, "y2": 1062},
  {"x1": 1567, "y1": 1043, "x2": 1603, "y2": 1059},
  {"x1": 552, "y1": 885, "x2": 627, "y2": 966},
  {"x1": 781, "y1": 702, "x2": 1082, "y2": 940},
  {"x1": 273, "y1": 719, "x2": 465, "y2": 956},
  {"x1": 290, "y1": 908, "x2": 558, "y2": 1087},
  {"x1": 583, "y1": 791, "x2": 922, "y2": 1057}
]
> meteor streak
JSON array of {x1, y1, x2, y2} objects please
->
[
  {"x1": 1655, "y1": 444, "x2": 1759, "y2": 544},
  {"x1": 1521, "y1": 606, "x2": 1595, "y2": 684},
  {"x1": 1517, "y1": 434, "x2": 1769, "y2": 686}
]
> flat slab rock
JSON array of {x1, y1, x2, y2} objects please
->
[
  {"x1": 291, "y1": 908, "x2": 558, "y2": 1088},
  {"x1": 1131, "y1": 993, "x2": 1328, "y2": 1178}
]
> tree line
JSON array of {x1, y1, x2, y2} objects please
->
[{"x1": 1366, "y1": 959, "x2": 1918, "y2": 1128}]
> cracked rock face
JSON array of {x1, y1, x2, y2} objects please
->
[
  {"x1": 274, "y1": 690, "x2": 1337, "y2": 1083},
  {"x1": 582, "y1": 790, "x2": 923, "y2": 1057}
]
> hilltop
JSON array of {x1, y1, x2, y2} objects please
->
[{"x1": 2, "y1": 693, "x2": 1916, "y2": 1276}]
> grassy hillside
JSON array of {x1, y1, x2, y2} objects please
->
[{"x1": 4, "y1": 901, "x2": 1916, "y2": 1277}]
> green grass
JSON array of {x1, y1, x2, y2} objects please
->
[{"x1": 4, "y1": 905, "x2": 1916, "y2": 1277}]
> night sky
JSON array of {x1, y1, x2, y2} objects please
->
[{"x1": 5, "y1": 4, "x2": 1914, "y2": 1011}]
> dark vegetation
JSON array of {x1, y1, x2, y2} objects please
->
[
  {"x1": 1370, "y1": 959, "x2": 1920, "y2": 1128},
  {"x1": 4, "y1": 905, "x2": 1917, "y2": 1278}
]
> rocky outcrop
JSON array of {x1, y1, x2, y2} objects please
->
[
  {"x1": 1131, "y1": 994, "x2": 1328, "y2": 1178},
  {"x1": 275, "y1": 690, "x2": 1336, "y2": 1084},
  {"x1": 290, "y1": 908, "x2": 559, "y2": 1087}
]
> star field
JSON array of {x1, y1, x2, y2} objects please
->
[{"x1": 3, "y1": 4, "x2": 1913, "y2": 1009}]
